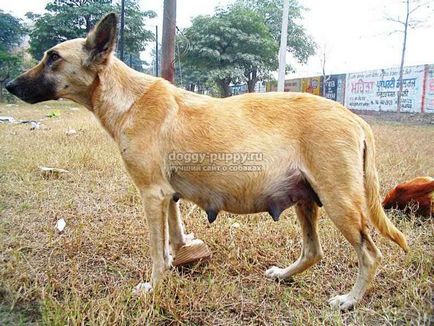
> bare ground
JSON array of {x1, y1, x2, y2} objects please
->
[{"x1": 0, "y1": 101, "x2": 433, "y2": 325}]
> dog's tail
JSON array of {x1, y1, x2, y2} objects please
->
[{"x1": 362, "y1": 123, "x2": 409, "y2": 253}]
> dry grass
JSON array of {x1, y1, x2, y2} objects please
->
[{"x1": 0, "y1": 101, "x2": 433, "y2": 325}]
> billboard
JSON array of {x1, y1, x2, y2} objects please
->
[
  {"x1": 345, "y1": 65, "x2": 425, "y2": 112},
  {"x1": 301, "y1": 77, "x2": 322, "y2": 95},
  {"x1": 284, "y1": 79, "x2": 301, "y2": 92},
  {"x1": 266, "y1": 79, "x2": 300, "y2": 92},
  {"x1": 323, "y1": 74, "x2": 346, "y2": 104},
  {"x1": 423, "y1": 64, "x2": 434, "y2": 113}
]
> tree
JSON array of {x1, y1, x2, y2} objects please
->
[
  {"x1": 179, "y1": 14, "x2": 240, "y2": 97},
  {"x1": 385, "y1": 0, "x2": 433, "y2": 112},
  {"x1": 0, "y1": 11, "x2": 27, "y2": 102},
  {"x1": 178, "y1": 0, "x2": 314, "y2": 97},
  {"x1": 0, "y1": 51, "x2": 23, "y2": 102},
  {"x1": 27, "y1": 0, "x2": 113, "y2": 59},
  {"x1": 27, "y1": 0, "x2": 156, "y2": 62},
  {"x1": 226, "y1": 4, "x2": 278, "y2": 93},
  {"x1": 117, "y1": 0, "x2": 156, "y2": 58},
  {"x1": 179, "y1": 4, "x2": 278, "y2": 97},
  {"x1": 0, "y1": 10, "x2": 27, "y2": 51},
  {"x1": 239, "y1": 0, "x2": 316, "y2": 64}
]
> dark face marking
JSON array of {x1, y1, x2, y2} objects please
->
[
  {"x1": 206, "y1": 210, "x2": 218, "y2": 223},
  {"x1": 5, "y1": 67, "x2": 57, "y2": 104}
]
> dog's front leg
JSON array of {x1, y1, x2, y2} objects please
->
[
  {"x1": 133, "y1": 186, "x2": 172, "y2": 295},
  {"x1": 168, "y1": 199, "x2": 187, "y2": 254}
]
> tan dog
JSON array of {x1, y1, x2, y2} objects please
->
[
  {"x1": 6, "y1": 13, "x2": 409, "y2": 310},
  {"x1": 383, "y1": 176, "x2": 434, "y2": 217}
]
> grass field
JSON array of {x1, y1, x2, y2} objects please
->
[{"x1": 0, "y1": 101, "x2": 433, "y2": 325}]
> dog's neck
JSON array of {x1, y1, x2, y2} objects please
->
[{"x1": 88, "y1": 57, "x2": 158, "y2": 140}]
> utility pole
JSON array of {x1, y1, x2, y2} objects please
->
[
  {"x1": 277, "y1": 0, "x2": 290, "y2": 92},
  {"x1": 119, "y1": 0, "x2": 125, "y2": 62},
  {"x1": 155, "y1": 25, "x2": 159, "y2": 76},
  {"x1": 161, "y1": 0, "x2": 176, "y2": 83}
]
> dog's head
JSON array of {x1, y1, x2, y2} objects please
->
[{"x1": 6, "y1": 13, "x2": 118, "y2": 106}]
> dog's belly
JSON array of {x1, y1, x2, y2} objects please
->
[{"x1": 170, "y1": 169, "x2": 321, "y2": 217}]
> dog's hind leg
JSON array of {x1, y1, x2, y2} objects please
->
[
  {"x1": 325, "y1": 200, "x2": 382, "y2": 310},
  {"x1": 265, "y1": 200, "x2": 323, "y2": 280}
]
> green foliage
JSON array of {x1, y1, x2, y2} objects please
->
[
  {"x1": 27, "y1": 0, "x2": 113, "y2": 59},
  {"x1": 0, "y1": 10, "x2": 27, "y2": 51},
  {"x1": 239, "y1": 0, "x2": 316, "y2": 64},
  {"x1": 178, "y1": 1, "x2": 314, "y2": 96},
  {"x1": 27, "y1": 0, "x2": 156, "y2": 61},
  {"x1": 0, "y1": 50, "x2": 22, "y2": 80},
  {"x1": 119, "y1": 1, "x2": 156, "y2": 55},
  {"x1": 178, "y1": 3, "x2": 278, "y2": 97},
  {"x1": 0, "y1": 11, "x2": 28, "y2": 102}
]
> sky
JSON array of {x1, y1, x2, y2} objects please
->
[{"x1": 0, "y1": 0, "x2": 433, "y2": 78}]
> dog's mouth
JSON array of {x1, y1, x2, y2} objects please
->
[{"x1": 6, "y1": 75, "x2": 58, "y2": 104}]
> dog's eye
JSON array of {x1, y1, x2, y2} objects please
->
[
  {"x1": 47, "y1": 52, "x2": 61, "y2": 65},
  {"x1": 50, "y1": 53, "x2": 60, "y2": 61}
]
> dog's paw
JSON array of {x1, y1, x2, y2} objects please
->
[
  {"x1": 132, "y1": 282, "x2": 153, "y2": 296},
  {"x1": 265, "y1": 266, "x2": 287, "y2": 279},
  {"x1": 185, "y1": 232, "x2": 195, "y2": 243},
  {"x1": 328, "y1": 294, "x2": 357, "y2": 310}
]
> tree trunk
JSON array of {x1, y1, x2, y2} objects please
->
[
  {"x1": 247, "y1": 69, "x2": 257, "y2": 93},
  {"x1": 397, "y1": 0, "x2": 409, "y2": 113},
  {"x1": 84, "y1": 15, "x2": 91, "y2": 32},
  {"x1": 218, "y1": 79, "x2": 232, "y2": 97}
]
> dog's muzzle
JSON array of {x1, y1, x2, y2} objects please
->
[
  {"x1": 5, "y1": 75, "x2": 57, "y2": 104},
  {"x1": 5, "y1": 80, "x2": 18, "y2": 95}
]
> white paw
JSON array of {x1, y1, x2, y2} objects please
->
[
  {"x1": 185, "y1": 232, "x2": 195, "y2": 243},
  {"x1": 132, "y1": 282, "x2": 153, "y2": 296},
  {"x1": 188, "y1": 238, "x2": 205, "y2": 246},
  {"x1": 328, "y1": 294, "x2": 358, "y2": 310},
  {"x1": 265, "y1": 266, "x2": 287, "y2": 279}
]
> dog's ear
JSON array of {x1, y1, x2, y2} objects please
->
[{"x1": 84, "y1": 13, "x2": 118, "y2": 67}]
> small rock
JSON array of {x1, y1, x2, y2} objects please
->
[
  {"x1": 0, "y1": 116, "x2": 16, "y2": 124},
  {"x1": 66, "y1": 128, "x2": 77, "y2": 136},
  {"x1": 132, "y1": 282, "x2": 153, "y2": 295},
  {"x1": 30, "y1": 122, "x2": 40, "y2": 130},
  {"x1": 39, "y1": 166, "x2": 69, "y2": 179},
  {"x1": 55, "y1": 218, "x2": 66, "y2": 232}
]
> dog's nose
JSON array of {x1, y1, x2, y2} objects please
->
[{"x1": 5, "y1": 80, "x2": 16, "y2": 94}]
